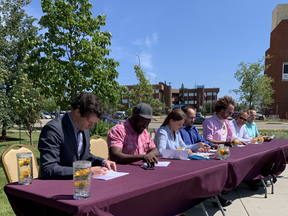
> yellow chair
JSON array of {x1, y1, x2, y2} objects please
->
[
  {"x1": 1, "y1": 144, "x2": 39, "y2": 183},
  {"x1": 90, "y1": 135, "x2": 109, "y2": 159}
]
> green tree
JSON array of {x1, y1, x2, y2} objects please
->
[
  {"x1": 125, "y1": 65, "x2": 158, "y2": 115},
  {"x1": 179, "y1": 83, "x2": 185, "y2": 105},
  {"x1": 42, "y1": 97, "x2": 59, "y2": 113},
  {"x1": 27, "y1": 0, "x2": 122, "y2": 110},
  {"x1": 11, "y1": 73, "x2": 43, "y2": 145},
  {"x1": 0, "y1": 0, "x2": 39, "y2": 140},
  {"x1": 257, "y1": 75, "x2": 274, "y2": 113},
  {"x1": 230, "y1": 57, "x2": 274, "y2": 110}
]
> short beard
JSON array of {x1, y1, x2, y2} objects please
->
[{"x1": 132, "y1": 116, "x2": 144, "y2": 134}]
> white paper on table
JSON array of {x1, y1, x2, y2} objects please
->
[
  {"x1": 271, "y1": 134, "x2": 275, "y2": 139},
  {"x1": 144, "y1": 161, "x2": 171, "y2": 167},
  {"x1": 194, "y1": 152, "x2": 215, "y2": 156},
  {"x1": 162, "y1": 149, "x2": 188, "y2": 160},
  {"x1": 93, "y1": 170, "x2": 129, "y2": 180},
  {"x1": 237, "y1": 144, "x2": 246, "y2": 147},
  {"x1": 210, "y1": 149, "x2": 217, "y2": 152}
]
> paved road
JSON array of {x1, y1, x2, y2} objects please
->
[
  {"x1": 149, "y1": 121, "x2": 288, "y2": 130},
  {"x1": 35, "y1": 119, "x2": 288, "y2": 130}
]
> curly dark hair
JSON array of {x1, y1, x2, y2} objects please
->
[
  {"x1": 71, "y1": 92, "x2": 104, "y2": 119},
  {"x1": 214, "y1": 96, "x2": 237, "y2": 113}
]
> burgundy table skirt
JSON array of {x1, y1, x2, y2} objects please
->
[
  {"x1": 222, "y1": 139, "x2": 288, "y2": 190},
  {"x1": 4, "y1": 139, "x2": 288, "y2": 216},
  {"x1": 5, "y1": 159, "x2": 229, "y2": 216}
]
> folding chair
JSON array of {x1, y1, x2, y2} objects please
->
[
  {"x1": 1, "y1": 144, "x2": 39, "y2": 183},
  {"x1": 90, "y1": 135, "x2": 109, "y2": 159}
]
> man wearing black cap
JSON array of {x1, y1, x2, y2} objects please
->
[{"x1": 107, "y1": 103, "x2": 159, "y2": 166}]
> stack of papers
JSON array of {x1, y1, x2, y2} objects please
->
[
  {"x1": 162, "y1": 149, "x2": 188, "y2": 160},
  {"x1": 144, "y1": 161, "x2": 171, "y2": 167},
  {"x1": 93, "y1": 170, "x2": 129, "y2": 180}
]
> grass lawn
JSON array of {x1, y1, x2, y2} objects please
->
[{"x1": 0, "y1": 131, "x2": 41, "y2": 216}]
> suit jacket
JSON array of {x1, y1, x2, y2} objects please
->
[{"x1": 38, "y1": 113, "x2": 104, "y2": 179}]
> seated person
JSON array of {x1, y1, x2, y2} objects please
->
[
  {"x1": 202, "y1": 96, "x2": 235, "y2": 207},
  {"x1": 180, "y1": 106, "x2": 216, "y2": 151},
  {"x1": 246, "y1": 110, "x2": 271, "y2": 141},
  {"x1": 38, "y1": 92, "x2": 116, "y2": 179},
  {"x1": 203, "y1": 96, "x2": 236, "y2": 147},
  {"x1": 154, "y1": 108, "x2": 193, "y2": 156},
  {"x1": 107, "y1": 103, "x2": 159, "y2": 166},
  {"x1": 229, "y1": 110, "x2": 257, "y2": 145}
]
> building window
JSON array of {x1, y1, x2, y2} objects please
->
[
  {"x1": 194, "y1": 100, "x2": 197, "y2": 104},
  {"x1": 183, "y1": 93, "x2": 187, "y2": 96},
  {"x1": 154, "y1": 89, "x2": 159, "y2": 93},
  {"x1": 213, "y1": 92, "x2": 217, "y2": 96},
  {"x1": 195, "y1": 93, "x2": 197, "y2": 96},
  {"x1": 206, "y1": 92, "x2": 212, "y2": 96},
  {"x1": 122, "y1": 99, "x2": 128, "y2": 103},
  {"x1": 283, "y1": 63, "x2": 288, "y2": 80},
  {"x1": 129, "y1": 90, "x2": 132, "y2": 94},
  {"x1": 189, "y1": 101, "x2": 193, "y2": 104},
  {"x1": 189, "y1": 93, "x2": 194, "y2": 96}
]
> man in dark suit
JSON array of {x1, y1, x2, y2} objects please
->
[{"x1": 38, "y1": 92, "x2": 116, "y2": 179}]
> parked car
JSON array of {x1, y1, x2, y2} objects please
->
[
  {"x1": 102, "y1": 116, "x2": 120, "y2": 124},
  {"x1": 38, "y1": 113, "x2": 51, "y2": 119},
  {"x1": 113, "y1": 111, "x2": 126, "y2": 119},
  {"x1": 256, "y1": 113, "x2": 265, "y2": 120},
  {"x1": 232, "y1": 112, "x2": 239, "y2": 119},
  {"x1": 193, "y1": 115, "x2": 206, "y2": 124},
  {"x1": 44, "y1": 112, "x2": 55, "y2": 119}
]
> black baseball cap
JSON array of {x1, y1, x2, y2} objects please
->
[{"x1": 133, "y1": 103, "x2": 156, "y2": 120}]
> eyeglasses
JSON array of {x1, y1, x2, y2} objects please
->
[
  {"x1": 186, "y1": 116, "x2": 195, "y2": 120},
  {"x1": 225, "y1": 110, "x2": 233, "y2": 115},
  {"x1": 239, "y1": 116, "x2": 247, "y2": 121}
]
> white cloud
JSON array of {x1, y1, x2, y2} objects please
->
[
  {"x1": 133, "y1": 32, "x2": 159, "y2": 48},
  {"x1": 145, "y1": 35, "x2": 151, "y2": 47},
  {"x1": 147, "y1": 72, "x2": 157, "y2": 79},
  {"x1": 139, "y1": 51, "x2": 153, "y2": 70},
  {"x1": 132, "y1": 39, "x2": 143, "y2": 45}
]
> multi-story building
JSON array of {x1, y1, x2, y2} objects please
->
[
  {"x1": 265, "y1": 4, "x2": 288, "y2": 118},
  {"x1": 121, "y1": 82, "x2": 219, "y2": 112}
]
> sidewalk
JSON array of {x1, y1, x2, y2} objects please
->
[{"x1": 184, "y1": 167, "x2": 288, "y2": 215}]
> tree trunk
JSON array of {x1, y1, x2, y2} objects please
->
[
  {"x1": 29, "y1": 125, "x2": 33, "y2": 146},
  {"x1": 2, "y1": 126, "x2": 7, "y2": 141},
  {"x1": 29, "y1": 131, "x2": 33, "y2": 146}
]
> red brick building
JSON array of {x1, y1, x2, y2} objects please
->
[
  {"x1": 265, "y1": 4, "x2": 288, "y2": 118},
  {"x1": 121, "y1": 82, "x2": 219, "y2": 112}
]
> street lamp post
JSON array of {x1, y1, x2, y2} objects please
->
[{"x1": 136, "y1": 53, "x2": 141, "y2": 67}]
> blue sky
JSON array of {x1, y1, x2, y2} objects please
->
[{"x1": 25, "y1": 0, "x2": 287, "y2": 101}]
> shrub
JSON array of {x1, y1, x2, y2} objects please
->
[{"x1": 89, "y1": 120, "x2": 116, "y2": 137}]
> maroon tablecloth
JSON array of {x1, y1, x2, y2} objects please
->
[
  {"x1": 5, "y1": 159, "x2": 229, "y2": 216},
  {"x1": 222, "y1": 139, "x2": 287, "y2": 189},
  {"x1": 5, "y1": 139, "x2": 288, "y2": 216}
]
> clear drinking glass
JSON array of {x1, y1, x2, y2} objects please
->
[
  {"x1": 17, "y1": 152, "x2": 33, "y2": 185},
  {"x1": 73, "y1": 160, "x2": 91, "y2": 200},
  {"x1": 219, "y1": 146, "x2": 230, "y2": 160},
  {"x1": 256, "y1": 136, "x2": 264, "y2": 144},
  {"x1": 231, "y1": 138, "x2": 239, "y2": 147}
]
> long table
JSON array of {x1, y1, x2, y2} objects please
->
[{"x1": 4, "y1": 139, "x2": 288, "y2": 216}]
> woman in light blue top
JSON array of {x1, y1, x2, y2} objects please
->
[{"x1": 154, "y1": 108, "x2": 193, "y2": 156}]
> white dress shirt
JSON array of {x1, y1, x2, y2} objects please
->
[{"x1": 229, "y1": 119, "x2": 251, "y2": 143}]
